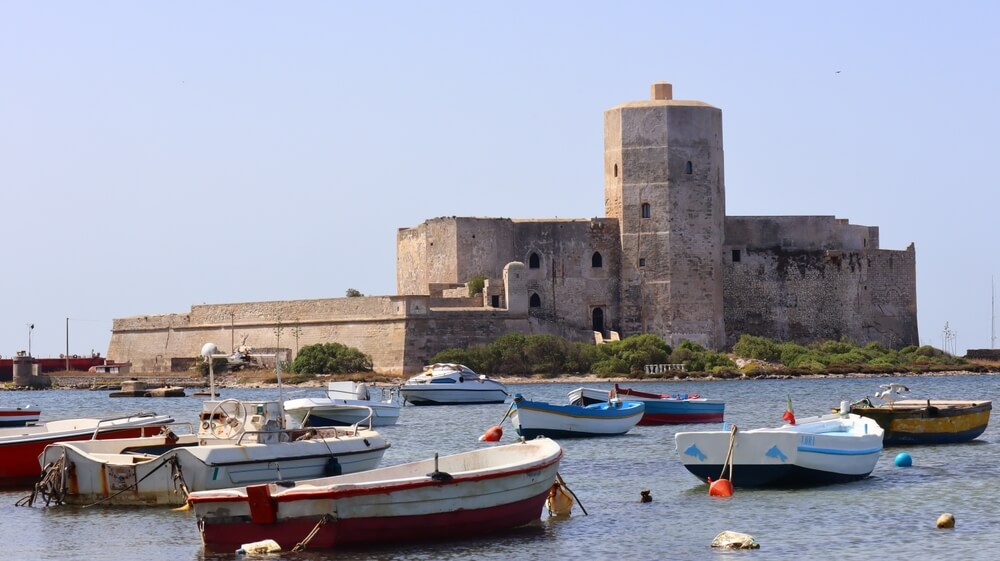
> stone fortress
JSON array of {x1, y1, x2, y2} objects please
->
[{"x1": 108, "y1": 83, "x2": 918, "y2": 375}]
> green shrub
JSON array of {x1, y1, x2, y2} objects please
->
[
  {"x1": 467, "y1": 275, "x2": 486, "y2": 297},
  {"x1": 292, "y1": 342, "x2": 373, "y2": 374},
  {"x1": 733, "y1": 334, "x2": 781, "y2": 362}
]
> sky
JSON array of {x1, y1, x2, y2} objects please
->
[{"x1": 2, "y1": 2, "x2": 998, "y2": 359}]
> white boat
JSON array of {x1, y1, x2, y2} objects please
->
[
  {"x1": 510, "y1": 393, "x2": 644, "y2": 438},
  {"x1": 35, "y1": 399, "x2": 390, "y2": 506},
  {"x1": 187, "y1": 437, "x2": 563, "y2": 549},
  {"x1": 399, "y1": 363, "x2": 508, "y2": 405},
  {"x1": 675, "y1": 412, "x2": 883, "y2": 487},
  {"x1": 284, "y1": 381, "x2": 401, "y2": 427}
]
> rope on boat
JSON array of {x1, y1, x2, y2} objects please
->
[
  {"x1": 291, "y1": 513, "x2": 335, "y2": 552},
  {"x1": 719, "y1": 424, "x2": 738, "y2": 482},
  {"x1": 16, "y1": 452, "x2": 69, "y2": 507},
  {"x1": 553, "y1": 472, "x2": 587, "y2": 516},
  {"x1": 82, "y1": 455, "x2": 180, "y2": 508}
]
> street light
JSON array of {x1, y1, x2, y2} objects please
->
[
  {"x1": 27, "y1": 323, "x2": 34, "y2": 357},
  {"x1": 201, "y1": 342, "x2": 223, "y2": 398}
]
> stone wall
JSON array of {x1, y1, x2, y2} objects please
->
[{"x1": 726, "y1": 216, "x2": 878, "y2": 251}]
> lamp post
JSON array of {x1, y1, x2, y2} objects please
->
[
  {"x1": 201, "y1": 342, "x2": 223, "y2": 399},
  {"x1": 65, "y1": 318, "x2": 70, "y2": 372},
  {"x1": 27, "y1": 323, "x2": 34, "y2": 358}
]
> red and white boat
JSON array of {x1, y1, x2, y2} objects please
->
[
  {"x1": 188, "y1": 437, "x2": 563, "y2": 550},
  {"x1": 0, "y1": 412, "x2": 173, "y2": 487},
  {"x1": 0, "y1": 406, "x2": 41, "y2": 427}
]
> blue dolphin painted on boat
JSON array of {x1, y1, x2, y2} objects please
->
[
  {"x1": 765, "y1": 446, "x2": 788, "y2": 462},
  {"x1": 683, "y1": 443, "x2": 707, "y2": 462}
]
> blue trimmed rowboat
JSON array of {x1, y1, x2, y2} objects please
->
[
  {"x1": 569, "y1": 384, "x2": 724, "y2": 425},
  {"x1": 509, "y1": 394, "x2": 644, "y2": 438},
  {"x1": 675, "y1": 412, "x2": 883, "y2": 487}
]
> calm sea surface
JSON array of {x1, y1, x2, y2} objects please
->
[{"x1": 2, "y1": 374, "x2": 999, "y2": 561}]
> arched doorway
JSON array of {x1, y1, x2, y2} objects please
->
[{"x1": 592, "y1": 308, "x2": 604, "y2": 333}]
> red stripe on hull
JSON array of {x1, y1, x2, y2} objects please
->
[
  {"x1": 201, "y1": 489, "x2": 550, "y2": 549},
  {"x1": 638, "y1": 412, "x2": 724, "y2": 425},
  {"x1": 0, "y1": 426, "x2": 166, "y2": 487}
]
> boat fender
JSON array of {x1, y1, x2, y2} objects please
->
[{"x1": 546, "y1": 482, "x2": 573, "y2": 516}]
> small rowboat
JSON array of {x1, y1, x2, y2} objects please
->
[
  {"x1": 0, "y1": 406, "x2": 41, "y2": 428},
  {"x1": 843, "y1": 396, "x2": 991, "y2": 445},
  {"x1": 569, "y1": 384, "x2": 724, "y2": 425},
  {"x1": 510, "y1": 393, "x2": 644, "y2": 438},
  {"x1": 675, "y1": 412, "x2": 883, "y2": 488},
  {"x1": 186, "y1": 437, "x2": 563, "y2": 549}
]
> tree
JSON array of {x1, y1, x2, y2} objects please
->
[
  {"x1": 345, "y1": 288, "x2": 364, "y2": 297},
  {"x1": 292, "y1": 342, "x2": 373, "y2": 374}
]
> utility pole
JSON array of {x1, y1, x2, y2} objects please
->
[{"x1": 65, "y1": 318, "x2": 69, "y2": 372}]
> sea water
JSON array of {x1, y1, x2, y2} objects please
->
[{"x1": 1, "y1": 374, "x2": 998, "y2": 561}]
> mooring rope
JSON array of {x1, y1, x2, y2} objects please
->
[
  {"x1": 554, "y1": 472, "x2": 588, "y2": 515},
  {"x1": 718, "y1": 424, "x2": 738, "y2": 483},
  {"x1": 16, "y1": 452, "x2": 68, "y2": 507},
  {"x1": 291, "y1": 513, "x2": 335, "y2": 552}
]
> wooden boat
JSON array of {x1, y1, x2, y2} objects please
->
[
  {"x1": 509, "y1": 393, "x2": 644, "y2": 438},
  {"x1": 675, "y1": 412, "x2": 883, "y2": 487},
  {"x1": 843, "y1": 394, "x2": 991, "y2": 445},
  {"x1": 0, "y1": 406, "x2": 41, "y2": 427},
  {"x1": 0, "y1": 412, "x2": 174, "y2": 487},
  {"x1": 36, "y1": 399, "x2": 389, "y2": 506},
  {"x1": 568, "y1": 384, "x2": 724, "y2": 425},
  {"x1": 108, "y1": 380, "x2": 186, "y2": 397},
  {"x1": 284, "y1": 381, "x2": 400, "y2": 427},
  {"x1": 399, "y1": 363, "x2": 508, "y2": 405},
  {"x1": 187, "y1": 437, "x2": 563, "y2": 549}
]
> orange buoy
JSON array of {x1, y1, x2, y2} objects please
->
[
  {"x1": 708, "y1": 477, "x2": 734, "y2": 497},
  {"x1": 479, "y1": 425, "x2": 503, "y2": 442}
]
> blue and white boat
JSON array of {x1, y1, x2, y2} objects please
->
[
  {"x1": 674, "y1": 412, "x2": 883, "y2": 487},
  {"x1": 509, "y1": 394, "x2": 644, "y2": 438},
  {"x1": 569, "y1": 384, "x2": 724, "y2": 425}
]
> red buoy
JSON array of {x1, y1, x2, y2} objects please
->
[
  {"x1": 480, "y1": 425, "x2": 503, "y2": 442},
  {"x1": 708, "y1": 478, "x2": 734, "y2": 497}
]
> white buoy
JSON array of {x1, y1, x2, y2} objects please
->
[{"x1": 236, "y1": 539, "x2": 282, "y2": 554}]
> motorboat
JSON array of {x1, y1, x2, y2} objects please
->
[
  {"x1": 841, "y1": 387, "x2": 991, "y2": 445},
  {"x1": 34, "y1": 399, "x2": 389, "y2": 506},
  {"x1": 284, "y1": 381, "x2": 401, "y2": 427},
  {"x1": 187, "y1": 437, "x2": 563, "y2": 549},
  {"x1": 509, "y1": 393, "x2": 644, "y2": 438},
  {"x1": 399, "y1": 363, "x2": 508, "y2": 405},
  {"x1": 675, "y1": 411, "x2": 883, "y2": 488},
  {"x1": 0, "y1": 412, "x2": 173, "y2": 488},
  {"x1": 569, "y1": 384, "x2": 724, "y2": 425},
  {"x1": 0, "y1": 406, "x2": 41, "y2": 427}
]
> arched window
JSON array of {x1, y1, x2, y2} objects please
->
[
  {"x1": 685, "y1": 161, "x2": 693, "y2": 174},
  {"x1": 529, "y1": 252, "x2": 541, "y2": 269},
  {"x1": 529, "y1": 293, "x2": 541, "y2": 308},
  {"x1": 641, "y1": 203, "x2": 650, "y2": 219},
  {"x1": 591, "y1": 252, "x2": 603, "y2": 268}
]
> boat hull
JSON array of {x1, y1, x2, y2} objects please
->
[
  {"x1": 0, "y1": 415, "x2": 173, "y2": 488},
  {"x1": 189, "y1": 438, "x2": 562, "y2": 549},
  {"x1": 0, "y1": 408, "x2": 41, "y2": 427},
  {"x1": 569, "y1": 387, "x2": 724, "y2": 425},
  {"x1": 511, "y1": 398, "x2": 644, "y2": 438},
  {"x1": 675, "y1": 414, "x2": 883, "y2": 488},
  {"x1": 41, "y1": 429, "x2": 389, "y2": 506},
  {"x1": 400, "y1": 387, "x2": 508, "y2": 405},
  {"x1": 849, "y1": 400, "x2": 991, "y2": 445},
  {"x1": 284, "y1": 399, "x2": 400, "y2": 427}
]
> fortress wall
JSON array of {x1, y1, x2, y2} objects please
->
[
  {"x1": 455, "y1": 218, "x2": 516, "y2": 284},
  {"x1": 512, "y1": 219, "x2": 621, "y2": 333},
  {"x1": 723, "y1": 246, "x2": 918, "y2": 348},
  {"x1": 396, "y1": 226, "x2": 427, "y2": 294},
  {"x1": 109, "y1": 296, "x2": 417, "y2": 375},
  {"x1": 726, "y1": 216, "x2": 878, "y2": 251}
]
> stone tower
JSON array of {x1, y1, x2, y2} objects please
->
[{"x1": 604, "y1": 82, "x2": 726, "y2": 348}]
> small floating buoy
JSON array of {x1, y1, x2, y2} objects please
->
[
  {"x1": 479, "y1": 425, "x2": 503, "y2": 442},
  {"x1": 936, "y1": 513, "x2": 955, "y2": 529},
  {"x1": 708, "y1": 477, "x2": 734, "y2": 497},
  {"x1": 640, "y1": 488, "x2": 652, "y2": 503},
  {"x1": 895, "y1": 452, "x2": 913, "y2": 467},
  {"x1": 236, "y1": 539, "x2": 282, "y2": 555}
]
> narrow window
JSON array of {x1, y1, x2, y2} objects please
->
[
  {"x1": 641, "y1": 203, "x2": 650, "y2": 219},
  {"x1": 491, "y1": 295, "x2": 500, "y2": 307},
  {"x1": 732, "y1": 249, "x2": 741, "y2": 263},
  {"x1": 529, "y1": 252, "x2": 540, "y2": 269},
  {"x1": 685, "y1": 161, "x2": 693, "y2": 174},
  {"x1": 863, "y1": 238, "x2": 867, "y2": 248},
  {"x1": 614, "y1": 163, "x2": 618, "y2": 177},
  {"x1": 529, "y1": 293, "x2": 541, "y2": 307},
  {"x1": 639, "y1": 258, "x2": 646, "y2": 267},
  {"x1": 592, "y1": 252, "x2": 603, "y2": 268}
]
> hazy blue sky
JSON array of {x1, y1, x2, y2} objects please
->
[{"x1": 2, "y1": 2, "x2": 998, "y2": 359}]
